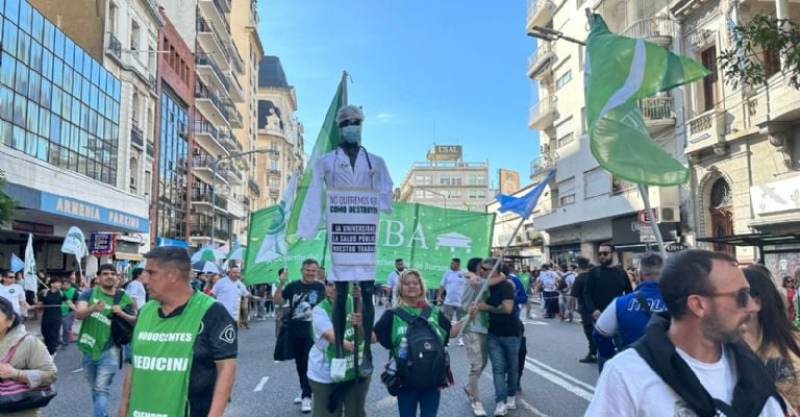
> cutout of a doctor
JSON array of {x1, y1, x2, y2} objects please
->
[{"x1": 297, "y1": 105, "x2": 393, "y2": 376}]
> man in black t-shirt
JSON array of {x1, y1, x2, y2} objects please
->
[
  {"x1": 119, "y1": 246, "x2": 238, "y2": 417},
  {"x1": 570, "y1": 257, "x2": 597, "y2": 363},
  {"x1": 476, "y1": 258, "x2": 522, "y2": 416},
  {"x1": 35, "y1": 277, "x2": 76, "y2": 354},
  {"x1": 273, "y1": 258, "x2": 326, "y2": 413}
]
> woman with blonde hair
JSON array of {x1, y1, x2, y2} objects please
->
[{"x1": 373, "y1": 269, "x2": 476, "y2": 417}]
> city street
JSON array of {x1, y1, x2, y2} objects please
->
[{"x1": 42, "y1": 305, "x2": 598, "y2": 417}]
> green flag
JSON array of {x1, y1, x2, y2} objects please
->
[
  {"x1": 243, "y1": 202, "x2": 495, "y2": 289},
  {"x1": 585, "y1": 14, "x2": 710, "y2": 186},
  {"x1": 286, "y1": 79, "x2": 345, "y2": 237}
]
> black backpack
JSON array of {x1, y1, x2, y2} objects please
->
[
  {"x1": 110, "y1": 290, "x2": 135, "y2": 347},
  {"x1": 393, "y1": 305, "x2": 448, "y2": 390}
]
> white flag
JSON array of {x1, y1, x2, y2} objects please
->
[
  {"x1": 61, "y1": 226, "x2": 88, "y2": 258},
  {"x1": 23, "y1": 234, "x2": 38, "y2": 292},
  {"x1": 255, "y1": 172, "x2": 298, "y2": 264}
]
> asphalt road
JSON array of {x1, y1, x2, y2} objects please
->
[{"x1": 40, "y1": 305, "x2": 599, "y2": 416}]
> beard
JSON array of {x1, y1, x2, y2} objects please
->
[
  {"x1": 600, "y1": 257, "x2": 613, "y2": 267},
  {"x1": 701, "y1": 304, "x2": 750, "y2": 344}
]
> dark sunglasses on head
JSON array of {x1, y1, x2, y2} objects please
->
[{"x1": 339, "y1": 119, "x2": 361, "y2": 128}]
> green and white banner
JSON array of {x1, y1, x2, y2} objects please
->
[{"x1": 243, "y1": 202, "x2": 495, "y2": 288}]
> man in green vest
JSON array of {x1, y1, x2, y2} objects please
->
[
  {"x1": 75, "y1": 264, "x2": 137, "y2": 417},
  {"x1": 60, "y1": 273, "x2": 79, "y2": 348},
  {"x1": 119, "y1": 246, "x2": 238, "y2": 417}
]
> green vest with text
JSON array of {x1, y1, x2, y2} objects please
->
[
  {"x1": 319, "y1": 297, "x2": 363, "y2": 382},
  {"x1": 61, "y1": 286, "x2": 76, "y2": 316},
  {"x1": 78, "y1": 287, "x2": 132, "y2": 360},
  {"x1": 127, "y1": 291, "x2": 216, "y2": 417}
]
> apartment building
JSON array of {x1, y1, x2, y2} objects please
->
[
  {"x1": 526, "y1": 0, "x2": 800, "y2": 271},
  {"x1": 0, "y1": 0, "x2": 151, "y2": 275},
  {"x1": 526, "y1": 0, "x2": 685, "y2": 267},
  {"x1": 672, "y1": 0, "x2": 800, "y2": 274},
  {"x1": 487, "y1": 182, "x2": 547, "y2": 264},
  {"x1": 256, "y1": 56, "x2": 305, "y2": 208},
  {"x1": 159, "y1": 0, "x2": 247, "y2": 247},
  {"x1": 230, "y1": 0, "x2": 265, "y2": 243},
  {"x1": 397, "y1": 145, "x2": 491, "y2": 211}
]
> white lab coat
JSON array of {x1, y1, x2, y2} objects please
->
[{"x1": 298, "y1": 146, "x2": 393, "y2": 281}]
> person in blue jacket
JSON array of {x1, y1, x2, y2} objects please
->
[
  {"x1": 593, "y1": 253, "x2": 666, "y2": 373},
  {"x1": 501, "y1": 263, "x2": 529, "y2": 317}
]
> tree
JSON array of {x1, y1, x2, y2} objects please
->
[
  {"x1": 0, "y1": 170, "x2": 15, "y2": 226},
  {"x1": 718, "y1": 15, "x2": 800, "y2": 90}
]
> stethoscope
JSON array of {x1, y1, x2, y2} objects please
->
[{"x1": 333, "y1": 146, "x2": 376, "y2": 190}]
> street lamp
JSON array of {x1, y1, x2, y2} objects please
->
[
  {"x1": 427, "y1": 189, "x2": 449, "y2": 208},
  {"x1": 210, "y1": 149, "x2": 269, "y2": 244}
]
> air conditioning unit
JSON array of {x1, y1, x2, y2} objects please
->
[
  {"x1": 658, "y1": 206, "x2": 680, "y2": 223},
  {"x1": 540, "y1": 143, "x2": 551, "y2": 153}
]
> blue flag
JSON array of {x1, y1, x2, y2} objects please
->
[
  {"x1": 497, "y1": 170, "x2": 555, "y2": 218},
  {"x1": 10, "y1": 254, "x2": 23, "y2": 273}
]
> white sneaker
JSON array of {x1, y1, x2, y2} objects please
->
[
  {"x1": 494, "y1": 402, "x2": 507, "y2": 416},
  {"x1": 301, "y1": 397, "x2": 312, "y2": 413},
  {"x1": 293, "y1": 396, "x2": 302, "y2": 404},
  {"x1": 458, "y1": 337, "x2": 465, "y2": 346},
  {"x1": 472, "y1": 401, "x2": 487, "y2": 416},
  {"x1": 506, "y1": 396, "x2": 516, "y2": 410}
]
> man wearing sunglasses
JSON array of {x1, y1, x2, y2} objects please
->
[
  {"x1": 586, "y1": 250, "x2": 787, "y2": 416},
  {"x1": 297, "y1": 105, "x2": 394, "y2": 381}
]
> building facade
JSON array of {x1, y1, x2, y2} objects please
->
[
  {"x1": 230, "y1": 0, "x2": 264, "y2": 244},
  {"x1": 526, "y1": 0, "x2": 685, "y2": 267},
  {"x1": 159, "y1": 0, "x2": 247, "y2": 248},
  {"x1": 256, "y1": 56, "x2": 304, "y2": 208},
  {"x1": 673, "y1": 0, "x2": 800, "y2": 274},
  {"x1": 0, "y1": 0, "x2": 150, "y2": 275},
  {"x1": 524, "y1": 0, "x2": 800, "y2": 271},
  {"x1": 397, "y1": 145, "x2": 491, "y2": 211}
]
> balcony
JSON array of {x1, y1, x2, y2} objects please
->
[
  {"x1": 528, "y1": 96, "x2": 557, "y2": 130},
  {"x1": 621, "y1": 18, "x2": 678, "y2": 48},
  {"x1": 269, "y1": 188, "x2": 280, "y2": 198},
  {"x1": 196, "y1": 17, "x2": 231, "y2": 72},
  {"x1": 640, "y1": 96, "x2": 676, "y2": 135},
  {"x1": 526, "y1": 0, "x2": 554, "y2": 32},
  {"x1": 267, "y1": 169, "x2": 281, "y2": 177},
  {"x1": 248, "y1": 179, "x2": 261, "y2": 196},
  {"x1": 105, "y1": 32, "x2": 122, "y2": 63},
  {"x1": 195, "y1": 85, "x2": 230, "y2": 128},
  {"x1": 227, "y1": 71, "x2": 245, "y2": 103},
  {"x1": 225, "y1": 166, "x2": 244, "y2": 184},
  {"x1": 227, "y1": 198, "x2": 245, "y2": 220},
  {"x1": 192, "y1": 154, "x2": 228, "y2": 185},
  {"x1": 196, "y1": 55, "x2": 230, "y2": 92},
  {"x1": 218, "y1": 130, "x2": 243, "y2": 153},
  {"x1": 193, "y1": 120, "x2": 228, "y2": 157},
  {"x1": 260, "y1": 125, "x2": 287, "y2": 140},
  {"x1": 684, "y1": 109, "x2": 727, "y2": 155},
  {"x1": 214, "y1": 194, "x2": 228, "y2": 212},
  {"x1": 226, "y1": 103, "x2": 244, "y2": 128},
  {"x1": 148, "y1": 75, "x2": 157, "y2": 93},
  {"x1": 529, "y1": 152, "x2": 556, "y2": 179},
  {"x1": 197, "y1": 0, "x2": 231, "y2": 40},
  {"x1": 526, "y1": 41, "x2": 556, "y2": 80},
  {"x1": 130, "y1": 120, "x2": 144, "y2": 149}
]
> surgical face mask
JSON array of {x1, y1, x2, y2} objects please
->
[{"x1": 341, "y1": 125, "x2": 362, "y2": 144}]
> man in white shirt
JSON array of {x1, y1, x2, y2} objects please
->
[
  {"x1": 585, "y1": 250, "x2": 787, "y2": 417},
  {"x1": 438, "y1": 258, "x2": 467, "y2": 346},
  {"x1": 124, "y1": 268, "x2": 148, "y2": 310},
  {"x1": 211, "y1": 267, "x2": 250, "y2": 325},
  {"x1": 383, "y1": 258, "x2": 404, "y2": 307},
  {"x1": 537, "y1": 264, "x2": 559, "y2": 319},
  {"x1": 0, "y1": 269, "x2": 28, "y2": 316}
]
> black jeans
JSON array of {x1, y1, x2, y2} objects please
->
[
  {"x1": 41, "y1": 318, "x2": 61, "y2": 355},
  {"x1": 291, "y1": 330, "x2": 314, "y2": 398},
  {"x1": 333, "y1": 281, "x2": 374, "y2": 370},
  {"x1": 581, "y1": 314, "x2": 597, "y2": 356}
]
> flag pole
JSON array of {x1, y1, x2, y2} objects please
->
[
  {"x1": 455, "y1": 214, "x2": 527, "y2": 340},
  {"x1": 638, "y1": 184, "x2": 668, "y2": 258}
]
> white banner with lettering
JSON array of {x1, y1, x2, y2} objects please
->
[{"x1": 326, "y1": 189, "x2": 380, "y2": 282}]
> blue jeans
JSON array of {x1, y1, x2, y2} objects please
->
[
  {"x1": 487, "y1": 333, "x2": 521, "y2": 403},
  {"x1": 397, "y1": 387, "x2": 440, "y2": 417},
  {"x1": 82, "y1": 345, "x2": 120, "y2": 417}
]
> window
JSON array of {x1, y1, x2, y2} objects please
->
[
  {"x1": 556, "y1": 70, "x2": 572, "y2": 90},
  {"x1": 612, "y1": 176, "x2": 636, "y2": 194},
  {"x1": 580, "y1": 107, "x2": 587, "y2": 134},
  {"x1": 558, "y1": 177, "x2": 576, "y2": 206},
  {"x1": 439, "y1": 175, "x2": 451, "y2": 185},
  {"x1": 557, "y1": 133, "x2": 574, "y2": 148},
  {"x1": 764, "y1": 48, "x2": 780, "y2": 79},
  {"x1": 130, "y1": 20, "x2": 141, "y2": 51},
  {"x1": 578, "y1": 45, "x2": 585, "y2": 71},
  {"x1": 700, "y1": 46, "x2": 718, "y2": 112},
  {"x1": 108, "y1": 2, "x2": 118, "y2": 34},
  {"x1": 584, "y1": 168, "x2": 610, "y2": 199},
  {"x1": 415, "y1": 175, "x2": 432, "y2": 185},
  {"x1": 415, "y1": 190, "x2": 425, "y2": 199}
]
